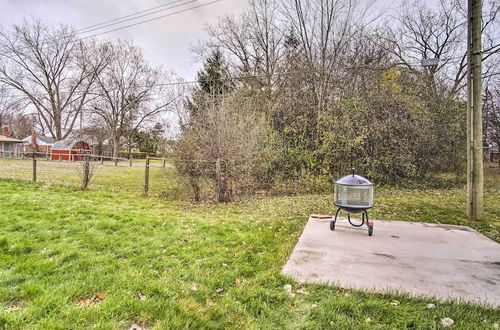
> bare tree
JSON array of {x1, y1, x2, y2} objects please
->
[
  {"x1": 179, "y1": 0, "x2": 485, "y2": 191},
  {"x1": 90, "y1": 40, "x2": 182, "y2": 160},
  {"x1": 0, "y1": 85, "x2": 34, "y2": 138},
  {"x1": 205, "y1": 0, "x2": 377, "y2": 152},
  {"x1": 484, "y1": 81, "x2": 500, "y2": 165},
  {"x1": 207, "y1": 0, "x2": 286, "y2": 85},
  {"x1": 78, "y1": 119, "x2": 111, "y2": 156},
  {"x1": 176, "y1": 92, "x2": 273, "y2": 202},
  {"x1": 0, "y1": 85, "x2": 12, "y2": 120},
  {"x1": 383, "y1": 0, "x2": 500, "y2": 98},
  {"x1": 0, "y1": 20, "x2": 107, "y2": 140}
]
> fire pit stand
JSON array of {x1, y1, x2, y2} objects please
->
[
  {"x1": 330, "y1": 207, "x2": 373, "y2": 236},
  {"x1": 330, "y1": 170, "x2": 374, "y2": 236}
]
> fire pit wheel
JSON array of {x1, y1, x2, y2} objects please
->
[{"x1": 330, "y1": 207, "x2": 373, "y2": 236}]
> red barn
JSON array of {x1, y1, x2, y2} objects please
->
[{"x1": 51, "y1": 139, "x2": 91, "y2": 161}]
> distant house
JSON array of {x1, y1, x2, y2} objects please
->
[
  {"x1": 0, "y1": 125, "x2": 23, "y2": 158},
  {"x1": 23, "y1": 133, "x2": 56, "y2": 154},
  {"x1": 51, "y1": 138, "x2": 91, "y2": 161}
]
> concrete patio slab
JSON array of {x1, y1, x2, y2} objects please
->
[{"x1": 282, "y1": 217, "x2": 500, "y2": 306}]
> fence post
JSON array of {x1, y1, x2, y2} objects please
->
[
  {"x1": 162, "y1": 158, "x2": 166, "y2": 168},
  {"x1": 215, "y1": 157, "x2": 221, "y2": 202},
  {"x1": 32, "y1": 152, "x2": 37, "y2": 182},
  {"x1": 101, "y1": 156, "x2": 104, "y2": 165},
  {"x1": 129, "y1": 156, "x2": 133, "y2": 167},
  {"x1": 144, "y1": 156, "x2": 150, "y2": 195},
  {"x1": 82, "y1": 154, "x2": 90, "y2": 190}
]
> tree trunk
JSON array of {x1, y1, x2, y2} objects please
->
[
  {"x1": 215, "y1": 158, "x2": 231, "y2": 203},
  {"x1": 127, "y1": 137, "x2": 132, "y2": 161},
  {"x1": 112, "y1": 136, "x2": 120, "y2": 166},
  {"x1": 97, "y1": 142, "x2": 103, "y2": 156},
  {"x1": 189, "y1": 176, "x2": 201, "y2": 202}
]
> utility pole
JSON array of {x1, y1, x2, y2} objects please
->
[{"x1": 467, "y1": 0, "x2": 483, "y2": 220}]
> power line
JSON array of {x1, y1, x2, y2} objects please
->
[
  {"x1": 0, "y1": 60, "x2": 445, "y2": 98},
  {"x1": 76, "y1": 0, "x2": 221, "y2": 41},
  {"x1": 76, "y1": 0, "x2": 192, "y2": 33},
  {"x1": 5, "y1": 52, "x2": 477, "y2": 96},
  {"x1": 0, "y1": 0, "x2": 220, "y2": 56},
  {"x1": 76, "y1": 0, "x2": 199, "y2": 35},
  {"x1": 0, "y1": 0, "x2": 193, "y2": 55}
]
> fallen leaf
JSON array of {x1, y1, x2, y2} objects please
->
[
  {"x1": 389, "y1": 300, "x2": 400, "y2": 306},
  {"x1": 365, "y1": 317, "x2": 372, "y2": 323},
  {"x1": 76, "y1": 293, "x2": 105, "y2": 307},
  {"x1": 4, "y1": 305, "x2": 22, "y2": 313},
  {"x1": 216, "y1": 288, "x2": 224, "y2": 294},
  {"x1": 296, "y1": 289, "x2": 309, "y2": 295},
  {"x1": 235, "y1": 278, "x2": 241, "y2": 287},
  {"x1": 426, "y1": 303, "x2": 436, "y2": 309},
  {"x1": 283, "y1": 284, "x2": 292, "y2": 292},
  {"x1": 222, "y1": 263, "x2": 228, "y2": 267},
  {"x1": 76, "y1": 299, "x2": 93, "y2": 307},
  {"x1": 190, "y1": 285, "x2": 198, "y2": 291},
  {"x1": 129, "y1": 323, "x2": 143, "y2": 330},
  {"x1": 441, "y1": 318, "x2": 454, "y2": 327},
  {"x1": 290, "y1": 303, "x2": 296, "y2": 308}
]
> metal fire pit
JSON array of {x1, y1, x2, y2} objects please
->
[{"x1": 331, "y1": 170, "x2": 374, "y2": 236}]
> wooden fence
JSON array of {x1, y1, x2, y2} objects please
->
[{"x1": 0, "y1": 150, "x2": 167, "y2": 194}]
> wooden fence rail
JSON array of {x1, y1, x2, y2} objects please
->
[
  {"x1": 0, "y1": 150, "x2": 166, "y2": 165},
  {"x1": 0, "y1": 150, "x2": 168, "y2": 192}
]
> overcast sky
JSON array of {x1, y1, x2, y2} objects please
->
[
  {"x1": 0, "y1": 0, "x2": 427, "y2": 81},
  {"x1": 0, "y1": 0, "x2": 249, "y2": 80}
]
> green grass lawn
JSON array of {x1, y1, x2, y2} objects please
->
[
  {"x1": 0, "y1": 160, "x2": 499, "y2": 328},
  {"x1": 0, "y1": 158, "x2": 176, "y2": 195}
]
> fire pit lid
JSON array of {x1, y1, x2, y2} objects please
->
[{"x1": 335, "y1": 174, "x2": 372, "y2": 186}]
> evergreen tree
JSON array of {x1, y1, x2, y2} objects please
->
[
  {"x1": 132, "y1": 123, "x2": 164, "y2": 153},
  {"x1": 186, "y1": 49, "x2": 234, "y2": 118},
  {"x1": 196, "y1": 48, "x2": 233, "y2": 95}
]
